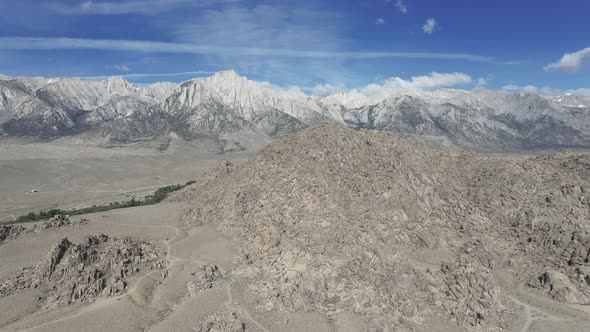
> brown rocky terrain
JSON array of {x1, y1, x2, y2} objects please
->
[
  {"x1": 0, "y1": 234, "x2": 165, "y2": 308},
  {"x1": 0, "y1": 216, "x2": 87, "y2": 246},
  {"x1": 176, "y1": 123, "x2": 590, "y2": 331},
  {"x1": 0, "y1": 224, "x2": 28, "y2": 245}
]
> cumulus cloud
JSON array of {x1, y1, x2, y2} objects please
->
[
  {"x1": 544, "y1": 47, "x2": 590, "y2": 73},
  {"x1": 395, "y1": 0, "x2": 408, "y2": 14},
  {"x1": 376, "y1": 18, "x2": 385, "y2": 25},
  {"x1": 541, "y1": 86, "x2": 564, "y2": 97},
  {"x1": 422, "y1": 18, "x2": 437, "y2": 34},
  {"x1": 500, "y1": 84, "x2": 520, "y2": 92},
  {"x1": 362, "y1": 72, "x2": 472, "y2": 95},
  {"x1": 570, "y1": 88, "x2": 590, "y2": 100},
  {"x1": 501, "y1": 84, "x2": 564, "y2": 98},
  {"x1": 475, "y1": 78, "x2": 487, "y2": 89},
  {"x1": 110, "y1": 64, "x2": 130, "y2": 71},
  {"x1": 310, "y1": 83, "x2": 347, "y2": 96}
]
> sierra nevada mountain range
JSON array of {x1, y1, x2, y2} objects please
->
[{"x1": 1, "y1": 70, "x2": 589, "y2": 151}]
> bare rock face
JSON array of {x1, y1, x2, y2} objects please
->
[
  {"x1": 0, "y1": 216, "x2": 88, "y2": 246},
  {"x1": 187, "y1": 265, "x2": 223, "y2": 297},
  {"x1": 0, "y1": 224, "x2": 30, "y2": 244},
  {"x1": 0, "y1": 235, "x2": 165, "y2": 308},
  {"x1": 178, "y1": 123, "x2": 590, "y2": 331},
  {"x1": 34, "y1": 215, "x2": 88, "y2": 231},
  {"x1": 528, "y1": 270, "x2": 590, "y2": 304},
  {"x1": 427, "y1": 257, "x2": 508, "y2": 328},
  {"x1": 198, "y1": 312, "x2": 245, "y2": 332}
]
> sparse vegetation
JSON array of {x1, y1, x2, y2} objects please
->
[
  {"x1": 158, "y1": 138, "x2": 172, "y2": 152},
  {"x1": 3, "y1": 180, "x2": 196, "y2": 225}
]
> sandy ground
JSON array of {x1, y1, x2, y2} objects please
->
[{"x1": 0, "y1": 138, "x2": 254, "y2": 220}]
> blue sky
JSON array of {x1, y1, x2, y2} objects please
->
[{"x1": 0, "y1": 0, "x2": 588, "y2": 96}]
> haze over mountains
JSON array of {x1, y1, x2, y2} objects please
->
[{"x1": 1, "y1": 70, "x2": 590, "y2": 151}]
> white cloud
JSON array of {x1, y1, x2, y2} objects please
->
[
  {"x1": 475, "y1": 78, "x2": 487, "y2": 89},
  {"x1": 48, "y1": 0, "x2": 237, "y2": 15},
  {"x1": 570, "y1": 88, "x2": 590, "y2": 100},
  {"x1": 174, "y1": 5, "x2": 346, "y2": 56},
  {"x1": 172, "y1": 4, "x2": 353, "y2": 86},
  {"x1": 410, "y1": 72, "x2": 472, "y2": 89},
  {"x1": 310, "y1": 83, "x2": 347, "y2": 96},
  {"x1": 544, "y1": 47, "x2": 590, "y2": 72},
  {"x1": 422, "y1": 18, "x2": 437, "y2": 34},
  {"x1": 361, "y1": 72, "x2": 472, "y2": 95},
  {"x1": 0, "y1": 37, "x2": 500, "y2": 63},
  {"x1": 501, "y1": 84, "x2": 563, "y2": 98},
  {"x1": 395, "y1": 0, "x2": 408, "y2": 14},
  {"x1": 376, "y1": 18, "x2": 385, "y2": 25},
  {"x1": 111, "y1": 64, "x2": 130, "y2": 71},
  {"x1": 540, "y1": 86, "x2": 563, "y2": 97},
  {"x1": 86, "y1": 70, "x2": 215, "y2": 80},
  {"x1": 500, "y1": 84, "x2": 520, "y2": 92},
  {"x1": 521, "y1": 85, "x2": 539, "y2": 94}
]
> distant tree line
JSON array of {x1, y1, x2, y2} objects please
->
[{"x1": 4, "y1": 180, "x2": 197, "y2": 224}]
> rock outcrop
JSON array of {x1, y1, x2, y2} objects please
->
[
  {"x1": 34, "y1": 215, "x2": 88, "y2": 231},
  {"x1": 198, "y1": 312, "x2": 245, "y2": 332},
  {"x1": 0, "y1": 224, "x2": 30, "y2": 245},
  {"x1": 0, "y1": 234, "x2": 165, "y2": 308},
  {"x1": 187, "y1": 265, "x2": 223, "y2": 297},
  {"x1": 0, "y1": 216, "x2": 88, "y2": 246}
]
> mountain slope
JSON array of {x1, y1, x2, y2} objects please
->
[{"x1": 0, "y1": 76, "x2": 179, "y2": 138}]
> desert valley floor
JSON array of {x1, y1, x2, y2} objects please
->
[{"x1": 0, "y1": 137, "x2": 254, "y2": 221}]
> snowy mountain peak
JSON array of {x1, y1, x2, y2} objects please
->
[
  {"x1": 101, "y1": 76, "x2": 128, "y2": 85},
  {"x1": 552, "y1": 93, "x2": 590, "y2": 108},
  {"x1": 212, "y1": 69, "x2": 243, "y2": 80},
  {"x1": 141, "y1": 82, "x2": 179, "y2": 102},
  {"x1": 99, "y1": 76, "x2": 139, "y2": 96},
  {"x1": 2, "y1": 71, "x2": 590, "y2": 151},
  {"x1": 320, "y1": 90, "x2": 371, "y2": 109}
]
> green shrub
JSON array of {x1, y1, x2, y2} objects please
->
[{"x1": 2, "y1": 180, "x2": 196, "y2": 225}]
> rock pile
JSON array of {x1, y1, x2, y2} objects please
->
[
  {"x1": 198, "y1": 312, "x2": 245, "y2": 332},
  {"x1": 187, "y1": 265, "x2": 223, "y2": 297},
  {"x1": 34, "y1": 215, "x2": 88, "y2": 231},
  {"x1": 0, "y1": 224, "x2": 30, "y2": 245},
  {"x1": 177, "y1": 123, "x2": 590, "y2": 331},
  {"x1": 0, "y1": 234, "x2": 165, "y2": 308},
  {"x1": 528, "y1": 270, "x2": 590, "y2": 304},
  {"x1": 0, "y1": 216, "x2": 88, "y2": 246}
]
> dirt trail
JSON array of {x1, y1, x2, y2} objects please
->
[
  {"x1": 224, "y1": 275, "x2": 269, "y2": 332},
  {"x1": 508, "y1": 295, "x2": 565, "y2": 332}
]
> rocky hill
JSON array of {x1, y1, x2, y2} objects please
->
[
  {"x1": 176, "y1": 123, "x2": 590, "y2": 331},
  {"x1": 1, "y1": 71, "x2": 590, "y2": 151},
  {"x1": 0, "y1": 234, "x2": 165, "y2": 308}
]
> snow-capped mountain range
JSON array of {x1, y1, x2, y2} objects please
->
[{"x1": 1, "y1": 70, "x2": 590, "y2": 151}]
